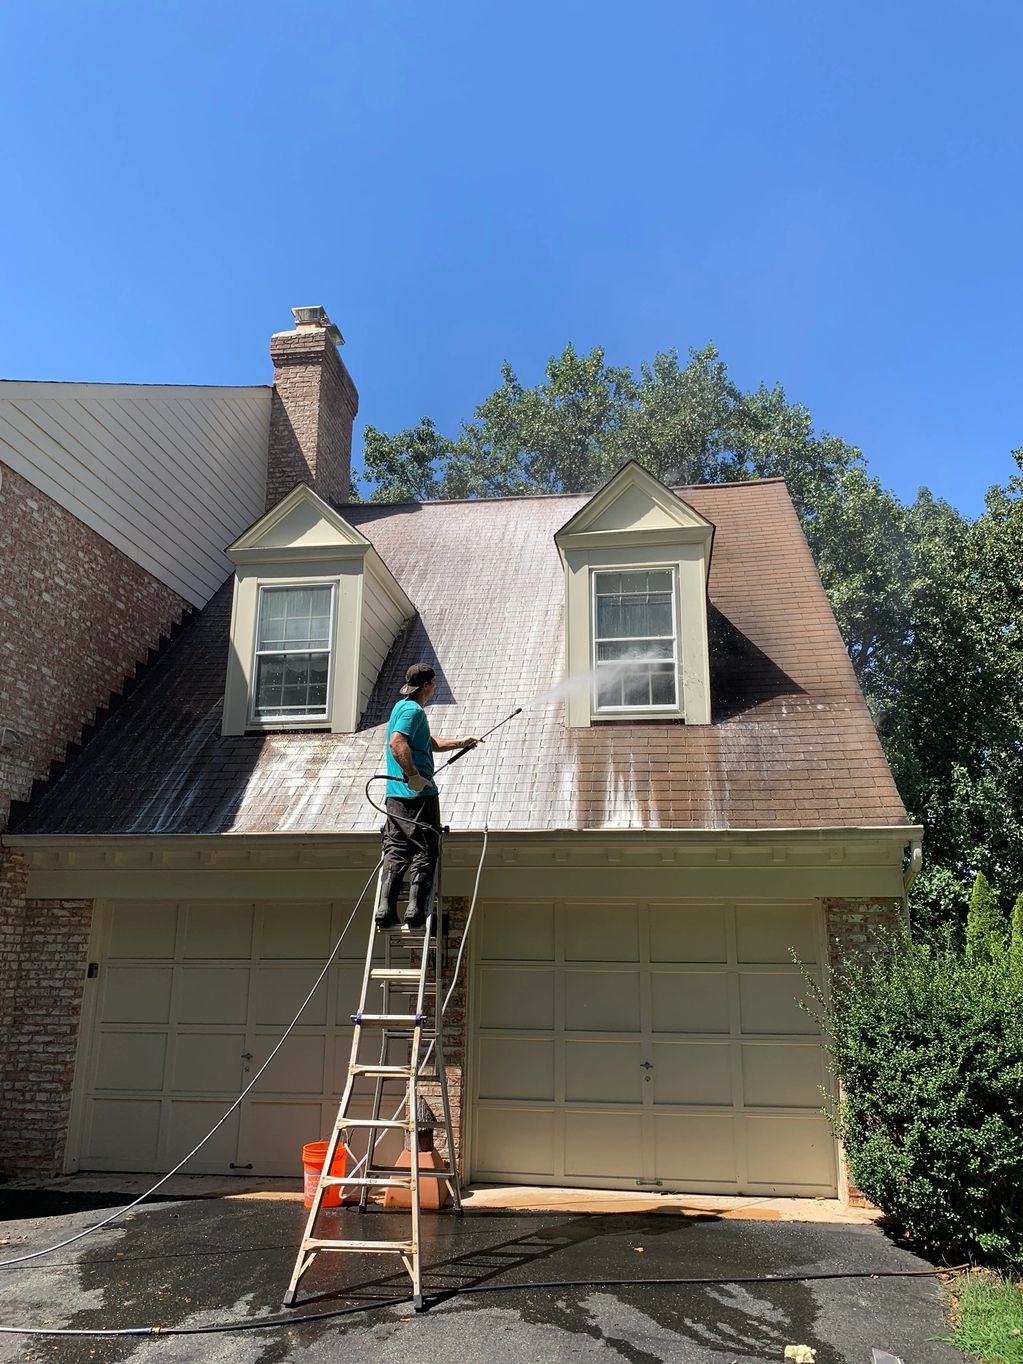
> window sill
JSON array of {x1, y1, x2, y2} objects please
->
[
  {"x1": 590, "y1": 713, "x2": 686, "y2": 726},
  {"x1": 244, "y1": 719, "x2": 333, "y2": 733}
]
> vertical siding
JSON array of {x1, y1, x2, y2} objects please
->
[
  {"x1": 359, "y1": 572, "x2": 408, "y2": 717},
  {"x1": 0, "y1": 382, "x2": 270, "y2": 607}
]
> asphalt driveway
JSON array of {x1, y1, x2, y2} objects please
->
[{"x1": 0, "y1": 1191, "x2": 965, "y2": 1364}]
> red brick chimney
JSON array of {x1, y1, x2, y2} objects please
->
[{"x1": 266, "y1": 306, "x2": 359, "y2": 509}]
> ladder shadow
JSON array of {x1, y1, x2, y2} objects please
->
[{"x1": 293, "y1": 1209, "x2": 717, "y2": 1309}]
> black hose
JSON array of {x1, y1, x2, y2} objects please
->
[{"x1": 0, "y1": 1264, "x2": 966, "y2": 1337}]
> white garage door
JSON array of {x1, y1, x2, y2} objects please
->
[
  {"x1": 470, "y1": 900, "x2": 837, "y2": 1196},
  {"x1": 74, "y1": 899, "x2": 388, "y2": 1176}
]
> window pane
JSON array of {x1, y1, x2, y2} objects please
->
[
  {"x1": 623, "y1": 671, "x2": 651, "y2": 707},
  {"x1": 595, "y1": 572, "x2": 622, "y2": 594},
  {"x1": 596, "y1": 669, "x2": 623, "y2": 709},
  {"x1": 649, "y1": 664, "x2": 677, "y2": 706}
]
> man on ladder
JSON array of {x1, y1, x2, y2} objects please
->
[{"x1": 375, "y1": 663, "x2": 479, "y2": 931}]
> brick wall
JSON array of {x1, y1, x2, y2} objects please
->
[
  {"x1": 823, "y1": 896, "x2": 904, "y2": 972},
  {"x1": 0, "y1": 461, "x2": 189, "y2": 829},
  {"x1": 0, "y1": 845, "x2": 92, "y2": 1174},
  {"x1": 266, "y1": 328, "x2": 358, "y2": 510},
  {"x1": 822, "y1": 895, "x2": 905, "y2": 1205}
]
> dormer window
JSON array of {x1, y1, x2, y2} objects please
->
[
  {"x1": 222, "y1": 484, "x2": 414, "y2": 736},
  {"x1": 554, "y1": 461, "x2": 714, "y2": 727},
  {"x1": 593, "y1": 569, "x2": 678, "y2": 711},
  {"x1": 252, "y1": 584, "x2": 335, "y2": 722}
]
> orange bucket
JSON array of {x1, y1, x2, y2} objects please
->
[{"x1": 302, "y1": 1140, "x2": 349, "y2": 1208}]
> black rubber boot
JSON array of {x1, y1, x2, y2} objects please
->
[
  {"x1": 374, "y1": 869, "x2": 403, "y2": 930},
  {"x1": 402, "y1": 874, "x2": 433, "y2": 931}
]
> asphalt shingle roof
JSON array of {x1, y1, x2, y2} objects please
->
[{"x1": 15, "y1": 479, "x2": 910, "y2": 835}]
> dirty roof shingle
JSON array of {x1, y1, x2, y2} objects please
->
[{"x1": 15, "y1": 479, "x2": 910, "y2": 835}]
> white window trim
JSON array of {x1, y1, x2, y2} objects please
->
[
  {"x1": 247, "y1": 580, "x2": 338, "y2": 728},
  {"x1": 590, "y1": 565, "x2": 681, "y2": 716}
]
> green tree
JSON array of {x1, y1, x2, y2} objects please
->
[
  {"x1": 1011, "y1": 894, "x2": 1023, "y2": 977},
  {"x1": 966, "y1": 872, "x2": 1007, "y2": 962}
]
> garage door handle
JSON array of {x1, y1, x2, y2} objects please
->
[{"x1": 229, "y1": 1163, "x2": 253, "y2": 1170}]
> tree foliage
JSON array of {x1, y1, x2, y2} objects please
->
[{"x1": 357, "y1": 347, "x2": 1023, "y2": 934}]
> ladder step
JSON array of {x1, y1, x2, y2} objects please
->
[
  {"x1": 353, "y1": 1014, "x2": 428, "y2": 1025},
  {"x1": 306, "y1": 1238, "x2": 414, "y2": 1254},
  {"x1": 351, "y1": 1064, "x2": 415, "y2": 1077},
  {"x1": 323, "y1": 1175, "x2": 412, "y2": 1189},
  {"x1": 365, "y1": 1165, "x2": 455, "y2": 1180},
  {"x1": 370, "y1": 968, "x2": 422, "y2": 980},
  {"x1": 341, "y1": 1118, "x2": 443, "y2": 1130}
]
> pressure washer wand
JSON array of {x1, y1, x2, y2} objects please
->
[{"x1": 435, "y1": 706, "x2": 523, "y2": 773}]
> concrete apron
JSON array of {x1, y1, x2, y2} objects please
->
[{"x1": 5, "y1": 1174, "x2": 881, "y2": 1225}]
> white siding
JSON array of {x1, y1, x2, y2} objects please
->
[
  {"x1": 0, "y1": 381, "x2": 270, "y2": 607},
  {"x1": 358, "y1": 571, "x2": 408, "y2": 717}
]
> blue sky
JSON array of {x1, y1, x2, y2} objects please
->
[{"x1": 2, "y1": 1, "x2": 1021, "y2": 516}]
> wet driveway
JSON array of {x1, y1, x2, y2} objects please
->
[{"x1": 0, "y1": 1191, "x2": 964, "y2": 1363}]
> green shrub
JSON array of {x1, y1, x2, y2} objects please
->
[{"x1": 822, "y1": 926, "x2": 1023, "y2": 1268}]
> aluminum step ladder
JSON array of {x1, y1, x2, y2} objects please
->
[{"x1": 283, "y1": 855, "x2": 462, "y2": 1310}]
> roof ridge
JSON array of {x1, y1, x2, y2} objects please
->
[{"x1": 343, "y1": 477, "x2": 787, "y2": 512}]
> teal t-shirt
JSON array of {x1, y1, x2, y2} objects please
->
[{"x1": 385, "y1": 699, "x2": 437, "y2": 799}]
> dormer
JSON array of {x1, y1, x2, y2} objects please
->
[
  {"x1": 554, "y1": 461, "x2": 714, "y2": 727},
  {"x1": 221, "y1": 484, "x2": 414, "y2": 735}
]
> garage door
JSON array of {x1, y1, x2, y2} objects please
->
[
  {"x1": 470, "y1": 900, "x2": 836, "y2": 1196},
  {"x1": 74, "y1": 899, "x2": 387, "y2": 1176}
]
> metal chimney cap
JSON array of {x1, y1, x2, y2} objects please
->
[{"x1": 291, "y1": 306, "x2": 345, "y2": 347}]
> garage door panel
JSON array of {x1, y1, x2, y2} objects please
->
[
  {"x1": 253, "y1": 967, "x2": 327, "y2": 1026},
  {"x1": 650, "y1": 971, "x2": 729, "y2": 1034},
  {"x1": 563, "y1": 905, "x2": 639, "y2": 962},
  {"x1": 178, "y1": 968, "x2": 249, "y2": 1025},
  {"x1": 649, "y1": 904, "x2": 727, "y2": 963},
  {"x1": 736, "y1": 904, "x2": 818, "y2": 964},
  {"x1": 565, "y1": 1041, "x2": 642, "y2": 1104},
  {"x1": 564, "y1": 1112, "x2": 643, "y2": 1179},
  {"x1": 565, "y1": 971, "x2": 639, "y2": 1032},
  {"x1": 182, "y1": 904, "x2": 253, "y2": 958},
  {"x1": 651, "y1": 1042, "x2": 733, "y2": 1106},
  {"x1": 252, "y1": 1033, "x2": 326, "y2": 1094},
  {"x1": 744, "y1": 1116, "x2": 835, "y2": 1188},
  {"x1": 334, "y1": 964, "x2": 365, "y2": 1024},
  {"x1": 108, "y1": 903, "x2": 177, "y2": 959},
  {"x1": 475, "y1": 1108, "x2": 556, "y2": 1178},
  {"x1": 738, "y1": 973, "x2": 819, "y2": 1036},
  {"x1": 478, "y1": 1038, "x2": 554, "y2": 1101},
  {"x1": 742, "y1": 1043, "x2": 827, "y2": 1108},
  {"x1": 93, "y1": 1033, "x2": 167, "y2": 1091},
  {"x1": 479, "y1": 968, "x2": 554, "y2": 1029},
  {"x1": 102, "y1": 967, "x2": 173, "y2": 1024},
  {"x1": 480, "y1": 903, "x2": 554, "y2": 961},
  {"x1": 166, "y1": 1102, "x2": 239, "y2": 1168},
  {"x1": 237, "y1": 1102, "x2": 323, "y2": 1172},
  {"x1": 260, "y1": 904, "x2": 333, "y2": 958},
  {"x1": 172, "y1": 1034, "x2": 244, "y2": 1092},
  {"x1": 84, "y1": 1100, "x2": 161, "y2": 1166},
  {"x1": 653, "y1": 1114, "x2": 737, "y2": 1183}
]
